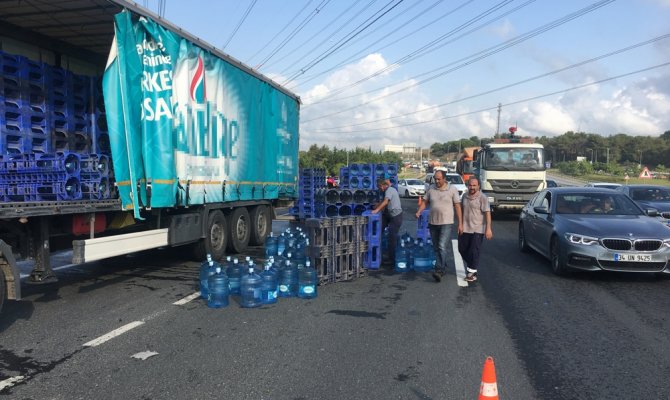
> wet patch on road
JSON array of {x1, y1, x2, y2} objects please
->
[{"x1": 326, "y1": 309, "x2": 387, "y2": 319}]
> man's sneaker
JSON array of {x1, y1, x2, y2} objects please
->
[
  {"x1": 465, "y1": 272, "x2": 477, "y2": 282},
  {"x1": 432, "y1": 271, "x2": 442, "y2": 282}
]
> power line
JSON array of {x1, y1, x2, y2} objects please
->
[
  {"x1": 301, "y1": 0, "x2": 615, "y2": 122},
  {"x1": 296, "y1": 0, "x2": 475, "y2": 93},
  {"x1": 299, "y1": 0, "x2": 513, "y2": 95},
  {"x1": 268, "y1": 0, "x2": 383, "y2": 73},
  {"x1": 305, "y1": 61, "x2": 670, "y2": 134},
  {"x1": 222, "y1": 0, "x2": 259, "y2": 50},
  {"x1": 245, "y1": 0, "x2": 317, "y2": 65},
  {"x1": 256, "y1": 0, "x2": 332, "y2": 69},
  {"x1": 308, "y1": 33, "x2": 670, "y2": 131},
  {"x1": 281, "y1": 0, "x2": 406, "y2": 85}
]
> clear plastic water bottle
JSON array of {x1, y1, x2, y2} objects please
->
[
  {"x1": 260, "y1": 263, "x2": 278, "y2": 304},
  {"x1": 207, "y1": 267, "x2": 229, "y2": 308},
  {"x1": 240, "y1": 267, "x2": 262, "y2": 308},
  {"x1": 298, "y1": 260, "x2": 317, "y2": 299},
  {"x1": 199, "y1": 254, "x2": 217, "y2": 299},
  {"x1": 278, "y1": 259, "x2": 298, "y2": 297},
  {"x1": 227, "y1": 258, "x2": 243, "y2": 295}
]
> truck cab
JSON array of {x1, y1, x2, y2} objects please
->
[{"x1": 475, "y1": 140, "x2": 546, "y2": 211}]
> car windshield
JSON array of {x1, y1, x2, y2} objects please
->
[
  {"x1": 406, "y1": 179, "x2": 423, "y2": 186},
  {"x1": 555, "y1": 193, "x2": 643, "y2": 215},
  {"x1": 446, "y1": 175, "x2": 463, "y2": 184},
  {"x1": 630, "y1": 188, "x2": 670, "y2": 202}
]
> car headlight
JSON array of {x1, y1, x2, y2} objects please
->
[
  {"x1": 565, "y1": 233, "x2": 599, "y2": 246},
  {"x1": 663, "y1": 239, "x2": 670, "y2": 248}
]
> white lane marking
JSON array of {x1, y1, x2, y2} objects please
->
[
  {"x1": 83, "y1": 321, "x2": 145, "y2": 347},
  {"x1": 452, "y1": 239, "x2": 468, "y2": 287},
  {"x1": 173, "y1": 292, "x2": 201, "y2": 305},
  {"x1": 0, "y1": 375, "x2": 26, "y2": 391},
  {"x1": 131, "y1": 350, "x2": 159, "y2": 360}
]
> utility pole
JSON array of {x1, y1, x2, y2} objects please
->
[
  {"x1": 495, "y1": 103, "x2": 502, "y2": 135},
  {"x1": 606, "y1": 148, "x2": 609, "y2": 164}
]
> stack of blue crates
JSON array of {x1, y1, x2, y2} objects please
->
[
  {"x1": 340, "y1": 162, "x2": 397, "y2": 191},
  {"x1": 416, "y1": 209, "x2": 430, "y2": 241},
  {"x1": 321, "y1": 188, "x2": 379, "y2": 217},
  {"x1": 304, "y1": 216, "x2": 368, "y2": 284},
  {"x1": 290, "y1": 168, "x2": 326, "y2": 218},
  {"x1": 362, "y1": 210, "x2": 381, "y2": 269},
  {"x1": 0, "y1": 50, "x2": 113, "y2": 202}
]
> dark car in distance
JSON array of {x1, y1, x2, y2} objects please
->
[
  {"x1": 519, "y1": 187, "x2": 670, "y2": 276},
  {"x1": 616, "y1": 184, "x2": 670, "y2": 224}
]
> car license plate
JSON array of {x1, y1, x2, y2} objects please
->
[
  {"x1": 614, "y1": 253, "x2": 652, "y2": 262},
  {"x1": 506, "y1": 196, "x2": 522, "y2": 201}
]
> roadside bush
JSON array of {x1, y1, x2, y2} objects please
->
[{"x1": 557, "y1": 161, "x2": 593, "y2": 176}]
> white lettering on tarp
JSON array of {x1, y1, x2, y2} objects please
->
[
  {"x1": 140, "y1": 71, "x2": 174, "y2": 121},
  {"x1": 142, "y1": 97, "x2": 173, "y2": 121},
  {"x1": 136, "y1": 38, "x2": 166, "y2": 55},
  {"x1": 141, "y1": 71, "x2": 172, "y2": 92},
  {"x1": 143, "y1": 53, "x2": 171, "y2": 67}
]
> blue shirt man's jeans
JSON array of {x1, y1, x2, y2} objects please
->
[{"x1": 429, "y1": 223, "x2": 453, "y2": 274}]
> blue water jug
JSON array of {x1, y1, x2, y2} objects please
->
[
  {"x1": 293, "y1": 244, "x2": 307, "y2": 269},
  {"x1": 260, "y1": 264, "x2": 278, "y2": 304},
  {"x1": 265, "y1": 232, "x2": 278, "y2": 257},
  {"x1": 277, "y1": 232, "x2": 287, "y2": 256},
  {"x1": 425, "y1": 237, "x2": 437, "y2": 267},
  {"x1": 278, "y1": 260, "x2": 298, "y2": 297},
  {"x1": 298, "y1": 260, "x2": 318, "y2": 299},
  {"x1": 413, "y1": 242, "x2": 432, "y2": 272},
  {"x1": 240, "y1": 266, "x2": 262, "y2": 308},
  {"x1": 199, "y1": 254, "x2": 217, "y2": 299},
  {"x1": 394, "y1": 242, "x2": 410, "y2": 273},
  {"x1": 207, "y1": 267, "x2": 229, "y2": 308},
  {"x1": 227, "y1": 258, "x2": 243, "y2": 295}
]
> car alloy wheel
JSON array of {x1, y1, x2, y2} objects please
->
[
  {"x1": 518, "y1": 223, "x2": 530, "y2": 253},
  {"x1": 550, "y1": 236, "x2": 568, "y2": 276}
]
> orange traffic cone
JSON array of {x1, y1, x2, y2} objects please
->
[{"x1": 478, "y1": 356, "x2": 499, "y2": 400}]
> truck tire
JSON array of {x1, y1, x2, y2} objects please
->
[
  {"x1": 248, "y1": 205, "x2": 271, "y2": 246},
  {"x1": 192, "y1": 210, "x2": 228, "y2": 261},
  {"x1": 0, "y1": 267, "x2": 6, "y2": 313},
  {"x1": 227, "y1": 207, "x2": 250, "y2": 253}
]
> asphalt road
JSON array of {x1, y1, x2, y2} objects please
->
[{"x1": 1, "y1": 198, "x2": 669, "y2": 399}]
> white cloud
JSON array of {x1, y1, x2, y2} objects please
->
[{"x1": 300, "y1": 53, "x2": 443, "y2": 150}]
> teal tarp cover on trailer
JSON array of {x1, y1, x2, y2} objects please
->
[{"x1": 103, "y1": 10, "x2": 299, "y2": 219}]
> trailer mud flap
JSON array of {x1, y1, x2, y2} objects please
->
[{"x1": 0, "y1": 240, "x2": 21, "y2": 300}]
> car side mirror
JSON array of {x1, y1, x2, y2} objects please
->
[
  {"x1": 533, "y1": 206, "x2": 549, "y2": 214},
  {"x1": 646, "y1": 208, "x2": 659, "y2": 217}
]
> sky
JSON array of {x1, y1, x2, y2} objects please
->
[{"x1": 141, "y1": 0, "x2": 670, "y2": 151}]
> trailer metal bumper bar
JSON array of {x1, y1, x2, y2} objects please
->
[{"x1": 72, "y1": 229, "x2": 169, "y2": 264}]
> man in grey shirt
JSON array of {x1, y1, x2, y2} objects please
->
[
  {"x1": 372, "y1": 178, "x2": 403, "y2": 268},
  {"x1": 415, "y1": 169, "x2": 463, "y2": 282}
]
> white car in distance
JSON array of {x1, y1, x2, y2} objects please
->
[
  {"x1": 398, "y1": 178, "x2": 426, "y2": 198},
  {"x1": 424, "y1": 172, "x2": 467, "y2": 197}
]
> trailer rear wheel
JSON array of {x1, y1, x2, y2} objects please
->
[
  {"x1": 0, "y1": 267, "x2": 6, "y2": 313},
  {"x1": 227, "y1": 207, "x2": 250, "y2": 253},
  {"x1": 192, "y1": 210, "x2": 227, "y2": 261},
  {"x1": 249, "y1": 205, "x2": 270, "y2": 246}
]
